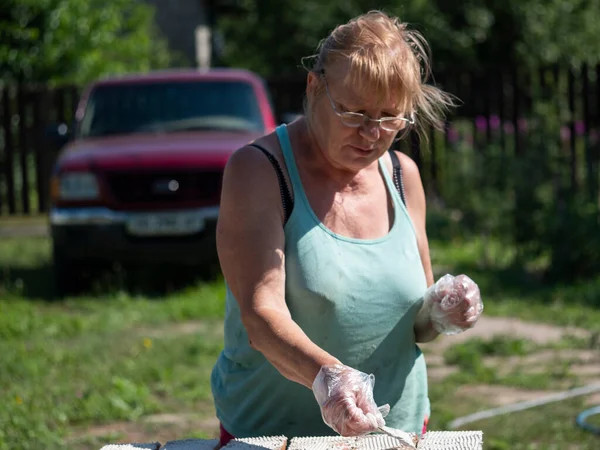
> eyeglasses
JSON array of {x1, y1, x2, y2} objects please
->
[{"x1": 321, "y1": 73, "x2": 415, "y2": 132}]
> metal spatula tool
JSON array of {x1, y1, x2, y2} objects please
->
[{"x1": 376, "y1": 426, "x2": 418, "y2": 449}]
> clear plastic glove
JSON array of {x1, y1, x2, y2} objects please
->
[
  {"x1": 422, "y1": 274, "x2": 483, "y2": 335},
  {"x1": 312, "y1": 364, "x2": 389, "y2": 436}
]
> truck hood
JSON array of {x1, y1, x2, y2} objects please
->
[{"x1": 58, "y1": 130, "x2": 264, "y2": 170}]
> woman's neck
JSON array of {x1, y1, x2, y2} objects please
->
[{"x1": 291, "y1": 118, "x2": 378, "y2": 193}]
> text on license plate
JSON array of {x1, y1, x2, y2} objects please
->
[{"x1": 126, "y1": 212, "x2": 205, "y2": 236}]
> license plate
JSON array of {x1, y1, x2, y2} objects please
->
[{"x1": 126, "y1": 211, "x2": 205, "y2": 236}]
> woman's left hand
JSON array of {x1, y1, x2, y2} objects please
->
[{"x1": 425, "y1": 274, "x2": 483, "y2": 335}]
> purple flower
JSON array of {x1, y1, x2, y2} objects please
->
[
  {"x1": 489, "y1": 115, "x2": 501, "y2": 130},
  {"x1": 475, "y1": 115, "x2": 487, "y2": 131},
  {"x1": 560, "y1": 126, "x2": 570, "y2": 141},
  {"x1": 575, "y1": 121, "x2": 585, "y2": 135},
  {"x1": 447, "y1": 126, "x2": 459, "y2": 143}
]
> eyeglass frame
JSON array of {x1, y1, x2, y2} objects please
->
[{"x1": 319, "y1": 70, "x2": 416, "y2": 132}]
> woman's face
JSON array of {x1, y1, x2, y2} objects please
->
[{"x1": 306, "y1": 64, "x2": 411, "y2": 174}]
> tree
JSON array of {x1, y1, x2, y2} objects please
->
[
  {"x1": 0, "y1": 0, "x2": 173, "y2": 85},
  {"x1": 215, "y1": 0, "x2": 600, "y2": 77}
]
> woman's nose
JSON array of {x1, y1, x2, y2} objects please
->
[{"x1": 360, "y1": 119, "x2": 380, "y2": 141}]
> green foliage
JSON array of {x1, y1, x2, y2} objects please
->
[
  {"x1": 0, "y1": 0, "x2": 173, "y2": 84},
  {"x1": 508, "y1": 90, "x2": 600, "y2": 281},
  {"x1": 431, "y1": 73, "x2": 599, "y2": 282},
  {"x1": 216, "y1": 0, "x2": 600, "y2": 77},
  {"x1": 515, "y1": 0, "x2": 600, "y2": 68},
  {"x1": 544, "y1": 195, "x2": 600, "y2": 281}
]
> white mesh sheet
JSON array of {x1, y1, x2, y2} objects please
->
[
  {"x1": 288, "y1": 436, "x2": 351, "y2": 450},
  {"x1": 288, "y1": 434, "x2": 417, "y2": 450},
  {"x1": 417, "y1": 431, "x2": 483, "y2": 450},
  {"x1": 356, "y1": 434, "x2": 417, "y2": 449}
]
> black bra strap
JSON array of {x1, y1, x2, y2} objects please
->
[
  {"x1": 387, "y1": 148, "x2": 406, "y2": 206},
  {"x1": 247, "y1": 144, "x2": 403, "y2": 225},
  {"x1": 248, "y1": 143, "x2": 294, "y2": 224}
]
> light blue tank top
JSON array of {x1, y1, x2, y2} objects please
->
[{"x1": 211, "y1": 124, "x2": 430, "y2": 438}]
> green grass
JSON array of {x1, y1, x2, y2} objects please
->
[
  {"x1": 440, "y1": 336, "x2": 581, "y2": 390},
  {"x1": 429, "y1": 389, "x2": 600, "y2": 450},
  {"x1": 429, "y1": 236, "x2": 600, "y2": 330},
  {"x1": 1, "y1": 233, "x2": 600, "y2": 449}
]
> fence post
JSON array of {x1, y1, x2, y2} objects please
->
[
  {"x1": 596, "y1": 65, "x2": 600, "y2": 209},
  {"x1": 497, "y1": 71, "x2": 506, "y2": 155},
  {"x1": 2, "y1": 85, "x2": 17, "y2": 215},
  {"x1": 32, "y1": 87, "x2": 50, "y2": 213},
  {"x1": 568, "y1": 68, "x2": 577, "y2": 192},
  {"x1": 581, "y1": 63, "x2": 594, "y2": 202},
  {"x1": 17, "y1": 83, "x2": 30, "y2": 214},
  {"x1": 410, "y1": 130, "x2": 422, "y2": 175},
  {"x1": 511, "y1": 65, "x2": 521, "y2": 156},
  {"x1": 428, "y1": 124, "x2": 438, "y2": 199}
]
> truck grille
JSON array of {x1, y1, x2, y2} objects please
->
[{"x1": 104, "y1": 170, "x2": 222, "y2": 205}]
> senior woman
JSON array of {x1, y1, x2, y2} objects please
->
[{"x1": 210, "y1": 9, "x2": 483, "y2": 444}]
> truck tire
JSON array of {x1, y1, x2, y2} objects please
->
[{"x1": 52, "y1": 249, "x2": 99, "y2": 298}]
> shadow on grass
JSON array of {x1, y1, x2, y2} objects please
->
[{"x1": 1, "y1": 262, "x2": 223, "y2": 301}]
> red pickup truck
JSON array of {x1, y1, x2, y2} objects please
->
[{"x1": 49, "y1": 68, "x2": 278, "y2": 294}]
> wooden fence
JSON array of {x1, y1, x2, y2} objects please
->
[
  {"x1": 0, "y1": 84, "x2": 79, "y2": 216},
  {"x1": 1, "y1": 64, "x2": 599, "y2": 217}
]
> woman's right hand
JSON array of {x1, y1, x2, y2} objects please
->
[{"x1": 312, "y1": 364, "x2": 389, "y2": 436}]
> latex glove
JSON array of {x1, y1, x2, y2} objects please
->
[
  {"x1": 312, "y1": 364, "x2": 389, "y2": 436},
  {"x1": 423, "y1": 274, "x2": 483, "y2": 335}
]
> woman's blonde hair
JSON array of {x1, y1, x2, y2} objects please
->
[{"x1": 302, "y1": 10, "x2": 457, "y2": 142}]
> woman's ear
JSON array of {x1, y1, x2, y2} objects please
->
[{"x1": 306, "y1": 71, "x2": 318, "y2": 97}]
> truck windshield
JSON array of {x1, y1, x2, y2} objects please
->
[{"x1": 78, "y1": 80, "x2": 265, "y2": 137}]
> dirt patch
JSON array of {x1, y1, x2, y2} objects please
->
[
  {"x1": 424, "y1": 354, "x2": 445, "y2": 367},
  {"x1": 481, "y1": 349, "x2": 600, "y2": 377},
  {"x1": 571, "y1": 364, "x2": 600, "y2": 379},
  {"x1": 0, "y1": 220, "x2": 48, "y2": 237},
  {"x1": 427, "y1": 365, "x2": 459, "y2": 381},
  {"x1": 455, "y1": 385, "x2": 562, "y2": 407},
  {"x1": 68, "y1": 412, "x2": 220, "y2": 450},
  {"x1": 141, "y1": 320, "x2": 224, "y2": 340},
  {"x1": 421, "y1": 316, "x2": 591, "y2": 354},
  {"x1": 143, "y1": 412, "x2": 219, "y2": 431},
  {"x1": 584, "y1": 393, "x2": 600, "y2": 406}
]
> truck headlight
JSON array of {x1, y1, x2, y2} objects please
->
[{"x1": 56, "y1": 172, "x2": 100, "y2": 201}]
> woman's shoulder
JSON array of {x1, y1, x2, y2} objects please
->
[
  {"x1": 394, "y1": 150, "x2": 421, "y2": 182},
  {"x1": 228, "y1": 129, "x2": 285, "y2": 171},
  {"x1": 226, "y1": 131, "x2": 281, "y2": 174},
  {"x1": 224, "y1": 125, "x2": 294, "y2": 200},
  {"x1": 389, "y1": 149, "x2": 426, "y2": 209},
  {"x1": 220, "y1": 128, "x2": 291, "y2": 225}
]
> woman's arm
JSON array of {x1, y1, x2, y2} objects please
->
[
  {"x1": 396, "y1": 152, "x2": 440, "y2": 343},
  {"x1": 216, "y1": 144, "x2": 341, "y2": 389}
]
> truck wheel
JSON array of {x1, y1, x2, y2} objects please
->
[
  {"x1": 52, "y1": 249, "x2": 98, "y2": 298},
  {"x1": 53, "y1": 256, "x2": 82, "y2": 298}
]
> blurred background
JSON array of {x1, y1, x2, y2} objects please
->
[{"x1": 1, "y1": 1, "x2": 599, "y2": 449}]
